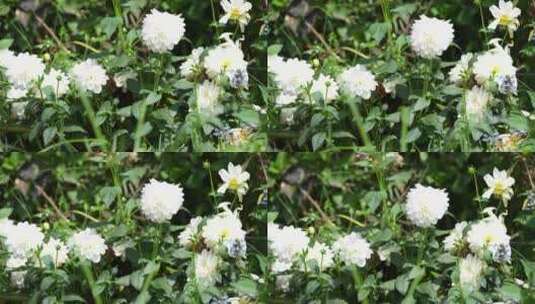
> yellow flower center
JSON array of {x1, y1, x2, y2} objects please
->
[
  {"x1": 220, "y1": 228, "x2": 231, "y2": 239},
  {"x1": 493, "y1": 182, "x2": 506, "y2": 196},
  {"x1": 228, "y1": 177, "x2": 240, "y2": 191},
  {"x1": 498, "y1": 15, "x2": 512, "y2": 26},
  {"x1": 230, "y1": 8, "x2": 242, "y2": 20},
  {"x1": 221, "y1": 59, "x2": 232, "y2": 70}
]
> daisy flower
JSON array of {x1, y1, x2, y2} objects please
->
[
  {"x1": 217, "y1": 162, "x2": 250, "y2": 200},
  {"x1": 219, "y1": 0, "x2": 252, "y2": 32},
  {"x1": 482, "y1": 167, "x2": 515, "y2": 202},
  {"x1": 488, "y1": 0, "x2": 521, "y2": 35}
]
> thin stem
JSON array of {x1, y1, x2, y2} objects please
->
[
  {"x1": 352, "y1": 267, "x2": 369, "y2": 304},
  {"x1": 111, "y1": 0, "x2": 126, "y2": 52},
  {"x1": 400, "y1": 107, "x2": 409, "y2": 152},
  {"x1": 80, "y1": 260, "x2": 103, "y2": 304},
  {"x1": 348, "y1": 100, "x2": 373, "y2": 149},
  {"x1": 478, "y1": 3, "x2": 489, "y2": 47},
  {"x1": 79, "y1": 90, "x2": 107, "y2": 150}
]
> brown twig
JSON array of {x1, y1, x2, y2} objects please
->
[
  {"x1": 304, "y1": 20, "x2": 342, "y2": 62},
  {"x1": 33, "y1": 14, "x2": 71, "y2": 54},
  {"x1": 35, "y1": 185, "x2": 70, "y2": 222},
  {"x1": 300, "y1": 188, "x2": 333, "y2": 225}
]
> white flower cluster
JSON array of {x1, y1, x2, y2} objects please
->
[
  {"x1": 0, "y1": 217, "x2": 107, "y2": 288},
  {"x1": 140, "y1": 179, "x2": 184, "y2": 223},
  {"x1": 176, "y1": 203, "x2": 248, "y2": 287},
  {"x1": 405, "y1": 184, "x2": 450, "y2": 227},
  {"x1": 268, "y1": 222, "x2": 373, "y2": 292}
]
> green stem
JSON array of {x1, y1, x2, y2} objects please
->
[
  {"x1": 111, "y1": 0, "x2": 126, "y2": 52},
  {"x1": 80, "y1": 260, "x2": 103, "y2": 304},
  {"x1": 348, "y1": 100, "x2": 373, "y2": 149},
  {"x1": 79, "y1": 90, "x2": 107, "y2": 150},
  {"x1": 380, "y1": 0, "x2": 393, "y2": 44},
  {"x1": 400, "y1": 106, "x2": 409, "y2": 152},
  {"x1": 136, "y1": 263, "x2": 160, "y2": 303},
  {"x1": 352, "y1": 267, "x2": 369, "y2": 304}
]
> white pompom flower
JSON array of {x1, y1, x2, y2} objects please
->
[
  {"x1": 459, "y1": 254, "x2": 484, "y2": 292},
  {"x1": 68, "y1": 228, "x2": 107, "y2": 263},
  {"x1": 217, "y1": 162, "x2": 250, "y2": 200},
  {"x1": 310, "y1": 74, "x2": 339, "y2": 103},
  {"x1": 272, "y1": 58, "x2": 314, "y2": 94},
  {"x1": 332, "y1": 232, "x2": 373, "y2": 267},
  {"x1": 70, "y1": 59, "x2": 108, "y2": 94},
  {"x1": 41, "y1": 68, "x2": 70, "y2": 97},
  {"x1": 482, "y1": 167, "x2": 515, "y2": 202},
  {"x1": 40, "y1": 238, "x2": 69, "y2": 267},
  {"x1": 195, "y1": 250, "x2": 220, "y2": 286},
  {"x1": 410, "y1": 15, "x2": 454, "y2": 58},
  {"x1": 268, "y1": 224, "x2": 310, "y2": 273},
  {"x1": 140, "y1": 179, "x2": 184, "y2": 223},
  {"x1": 405, "y1": 184, "x2": 449, "y2": 227},
  {"x1": 338, "y1": 65, "x2": 378, "y2": 100},
  {"x1": 196, "y1": 80, "x2": 223, "y2": 116},
  {"x1": 4, "y1": 52, "x2": 45, "y2": 89},
  {"x1": 219, "y1": 0, "x2": 253, "y2": 32},
  {"x1": 141, "y1": 9, "x2": 186, "y2": 53},
  {"x1": 488, "y1": 0, "x2": 521, "y2": 34},
  {"x1": 3, "y1": 221, "x2": 45, "y2": 259}
]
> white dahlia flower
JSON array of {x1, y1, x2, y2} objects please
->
[
  {"x1": 449, "y1": 53, "x2": 474, "y2": 84},
  {"x1": 310, "y1": 74, "x2": 339, "y2": 103},
  {"x1": 0, "y1": 218, "x2": 15, "y2": 237},
  {"x1": 465, "y1": 86, "x2": 490, "y2": 122},
  {"x1": 217, "y1": 162, "x2": 250, "y2": 200},
  {"x1": 41, "y1": 68, "x2": 70, "y2": 97},
  {"x1": 4, "y1": 52, "x2": 45, "y2": 89},
  {"x1": 459, "y1": 254, "x2": 484, "y2": 292},
  {"x1": 201, "y1": 205, "x2": 246, "y2": 251},
  {"x1": 272, "y1": 58, "x2": 314, "y2": 94},
  {"x1": 195, "y1": 250, "x2": 220, "y2": 286},
  {"x1": 196, "y1": 80, "x2": 223, "y2": 116},
  {"x1": 180, "y1": 47, "x2": 204, "y2": 79},
  {"x1": 204, "y1": 35, "x2": 248, "y2": 79},
  {"x1": 40, "y1": 238, "x2": 69, "y2": 267},
  {"x1": 488, "y1": 0, "x2": 521, "y2": 34},
  {"x1": 332, "y1": 232, "x2": 373, "y2": 267},
  {"x1": 443, "y1": 221, "x2": 468, "y2": 252},
  {"x1": 178, "y1": 216, "x2": 203, "y2": 248},
  {"x1": 410, "y1": 15, "x2": 454, "y2": 58},
  {"x1": 301, "y1": 242, "x2": 334, "y2": 271},
  {"x1": 268, "y1": 54, "x2": 285, "y2": 74},
  {"x1": 140, "y1": 179, "x2": 184, "y2": 223},
  {"x1": 483, "y1": 167, "x2": 515, "y2": 202},
  {"x1": 70, "y1": 59, "x2": 108, "y2": 94},
  {"x1": 3, "y1": 222, "x2": 45, "y2": 258},
  {"x1": 219, "y1": 0, "x2": 252, "y2": 32},
  {"x1": 473, "y1": 45, "x2": 516, "y2": 85},
  {"x1": 141, "y1": 9, "x2": 185, "y2": 53},
  {"x1": 68, "y1": 228, "x2": 107, "y2": 263},
  {"x1": 338, "y1": 65, "x2": 377, "y2": 100},
  {"x1": 268, "y1": 224, "x2": 309, "y2": 272},
  {"x1": 466, "y1": 208, "x2": 511, "y2": 262},
  {"x1": 406, "y1": 184, "x2": 449, "y2": 227}
]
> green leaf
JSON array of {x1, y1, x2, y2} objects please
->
[
  {"x1": 100, "y1": 17, "x2": 122, "y2": 38},
  {"x1": 43, "y1": 127, "x2": 58, "y2": 145},
  {"x1": 312, "y1": 132, "x2": 326, "y2": 151},
  {"x1": 231, "y1": 278, "x2": 258, "y2": 297}
]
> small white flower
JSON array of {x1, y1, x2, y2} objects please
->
[
  {"x1": 338, "y1": 65, "x2": 377, "y2": 100},
  {"x1": 180, "y1": 47, "x2": 204, "y2": 79},
  {"x1": 178, "y1": 216, "x2": 203, "y2": 248},
  {"x1": 443, "y1": 221, "x2": 468, "y2": 252},
  {"x1": 459, "y1": 254, "x2": 484, "y2": 292},
  {"x1": 473, "y1": 44, "x2": 516, "y2": 85},
  {"x1": 482, "y1": 167, "x2": 515, "y2": 202},
  {"x1": 465, "y1": 86, "x2": 490, "y2": 122},
  {"x1": 275, "y1": 93, "x2": 298, "y2": 107},
  {"x1": 301, "y1": 242, "x2": 334, "y2": 271},
  {"x1": 268, "y1": 223, "x2": 310, "y2": 272},
  {"x1": 141, "y1": 9, "x2": 185, "y2": 53},
  {"x1": 488, "y1": 0, "x2": 521, "y2": 34},
  {"x1": 219, "y1": 0, "x2": 252, "y2": 32},
  {"x1": 405, "y1": 184, "x2": 449, "y2": 227},
  {"x1": 68, "y1": 228, "x2": 107, "y2": 263},
  {"x1": 7, "y1": 87, "x2": 29, "y2": 100},
  {"x1": 196, "y1": 80, "x2": 223, "y2": 116},
  {"x1": 70, "y1": 59, "x2": 108, "y2": 94},
  {"x1": 332, "y1": 232, "x2": 373, "y2": 267},
  {"x1": 410, "y1": 15, "x2": 454, "y2": 58},
  {"x1": 201, "y1": 206, "x2": 246, "y2": 250},
  {"x1": 272, "y1": 58, "x2": 314, "y2": 94},
  {"x1": 10, "y1": 101, "x2": 28, "y2": 119},
  {"x1": 310, "y1": 74, "x2": 339, "y2": 103},
  {"x1": 195, "y1": 250, "x2": 220, "y2": 286},
  {"x1": 217, "y1": 162, "x2": 250, "y2": 200},
  {"x1": 449, "y1": 53, "x2": 474, "y2": 84},
  {"x1": 4, "y1": 52, "x2": 45, "y2": 89},
  {"x1": 40, "y1": 238, "x2": 69, "y2": 267},
  {"x1": 41, "y1": 68, "x2": 70, "y2": 97},
  {"x1": 140, "y1": 179, "x2": 184, "y2": 223},
  {"x1": 275, "y1": 274, "x2": 292, "y2": 292},
  {"x1": 466, "y1": 208, "x2": 511, "y2": 262},
  {"x1": 204, "y1": 35, "x2": 248, "y2": 79},
  {"x1": 3, "y1": 221, "x2": 45, "y2": 259}
]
